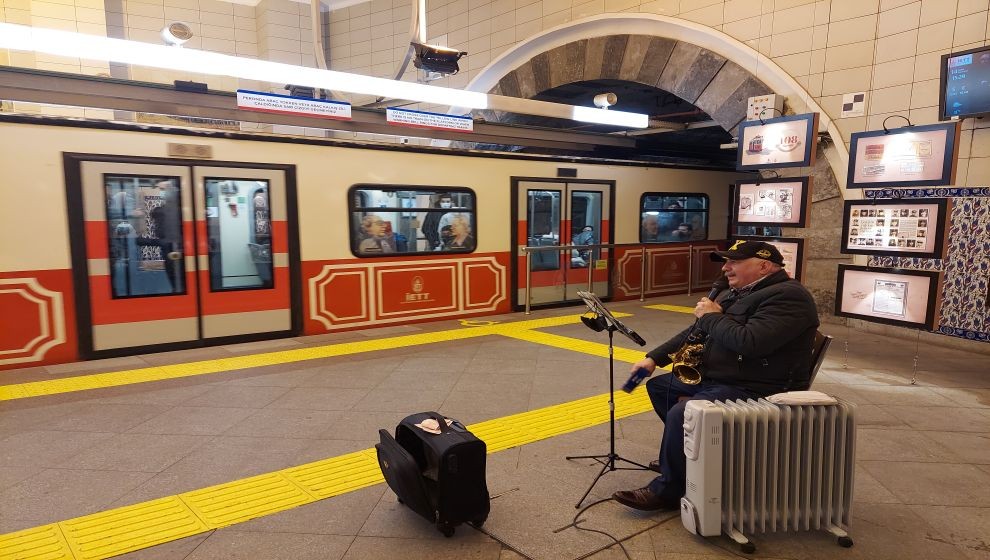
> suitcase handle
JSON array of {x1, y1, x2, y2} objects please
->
[{"x1": 426, "y1": 412, "x2": 451, "y2": 433}]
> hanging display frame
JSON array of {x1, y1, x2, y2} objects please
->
[
  {"x1": 840, "y1": 198, "x2": 950, "y2": 259},
  {"x1": 733, "y1": 176, "x2": 813, "y2": 228},
  {"x1": 736, "y1": 113, "x2": 819, "y2": 170},
  {"x1": 846, "y1": 122, "x2": 961, "y2": 189},
  {"x1": 732, "y1": 235, "x2": 806, "y2": 281},
  {"x1": 834, "y1": 264, "x2": 943, "y2": 330}
]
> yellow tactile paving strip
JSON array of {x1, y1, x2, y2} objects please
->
[
  {"x1": 0, "y1": 307, "x2": 691, "y2": 560},
  {"x1": 643, "y1": 303, "x2": 695, "y2": 314},
  {"x1": 0, "y1": 313, "x2": 626, "y2": 402}
]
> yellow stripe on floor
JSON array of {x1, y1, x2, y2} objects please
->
[
  {"x1": 497, "y1": 329, "x2": 647, "y2": 364},
  {"x1": 643, "y1": 303, "x2": 695, "y2": 314},
  {"x1": 0, "y1": 313, "x2": 599, "y2": 402},
  {"x1": 0, "y1": 388, "x2": 658, "y2": 560}
]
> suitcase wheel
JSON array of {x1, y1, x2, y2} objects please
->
[
  {"x1": 437, "y1": 521, "x2": 455, "y2": 538},
  {"x1": 468, "y1": 514, "x2": 487, "y2": 528}
]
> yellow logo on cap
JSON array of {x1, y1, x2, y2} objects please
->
[
  {"x1": 729, "y1": 240, "x2": 746, "y2": 251},
  {"x1": 756, "y1": 249, "x2": 771, "y2": 258}
]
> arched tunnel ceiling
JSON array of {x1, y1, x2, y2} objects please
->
[
  {"x1": 525, "y1": 79, "x2": 735, "y2": 166},
  {"x1": 467, "y1": 35, "x2": 774, "y2": 168}
]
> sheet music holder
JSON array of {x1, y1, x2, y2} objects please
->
[
  {"x1": 576, "y1": 291, "x2": 646, "y2": 346},
  {"x1": 567, "y1": 291, "x2": 649, "y2": 508}
]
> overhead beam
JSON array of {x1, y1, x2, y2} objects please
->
[{"x1": 0, "y1": 67, "x2": 636, "y2": 151}]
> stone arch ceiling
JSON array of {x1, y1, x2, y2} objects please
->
[
  {"x1": 484, "y1": 35, "x2": 769, "y2": 136},
  {"x1": 476, "y1": 33, "x2": 847, "y2": 314}
]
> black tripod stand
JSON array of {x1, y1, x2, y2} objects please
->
[{"x1": 566, "y1": 291, "x2": 650, "y2": 508}]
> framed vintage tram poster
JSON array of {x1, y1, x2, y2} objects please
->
[{"x1": 736, "y1": 113, "x2": 819, "y2": 170}]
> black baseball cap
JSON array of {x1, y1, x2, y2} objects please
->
[{"x1": 710, "y1": 240, "x2": 785, "y2": 266}]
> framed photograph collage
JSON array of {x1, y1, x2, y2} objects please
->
[
  {"x1": 840, "y1": 199, "x2": 950, "y2": 259},
  {"x1": 734, "y1": 177, "x2": 812, "y2": 228}
]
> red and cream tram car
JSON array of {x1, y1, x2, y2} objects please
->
[{"x1": 0, "y1": 117, "x2": 737, "y2": 370}]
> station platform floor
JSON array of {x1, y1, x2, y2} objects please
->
[{"x1": 1, "y1": 295, "x2": 988, "y2": 560}]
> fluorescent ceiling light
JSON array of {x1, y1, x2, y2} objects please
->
[{"x1": 0, "y1": 22, "x2": 648, "y2": 128}]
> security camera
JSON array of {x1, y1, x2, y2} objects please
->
[
  {"x1": 412, "y1": 42, "x2": 467, "y2": 75},
  {"x1": 161, "y1": 22, "x2": 193, "y2": 46},
  {"x1": 593, "y1": 92, "x2": 618, "y2": 109}
]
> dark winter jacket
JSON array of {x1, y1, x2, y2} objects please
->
[{"x1": 646, "y1": 270, "x2": 819, "y2": 396}]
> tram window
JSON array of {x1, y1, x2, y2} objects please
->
[
  {"x1": 104, "y1": 175, "x2": 186, "y2": 298},
  {"x1": 640, "y1": 193, "x2": 709, "y2": 243},
  {"x1": 348, "y1": 185, "x2": 476, "y2": 256},
  {"x1": 204, "y1": 178, "x2": 274, "y2": 291}
]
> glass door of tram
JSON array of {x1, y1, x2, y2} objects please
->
[
  {"x1": 511, "y1": 178, "x2": 613, "y2": 310},
  {"x1": 72, "y1": 158, "x2": 298, "y2": 357}
]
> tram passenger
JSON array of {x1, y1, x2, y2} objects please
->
[
  {"x1": 571, "y1": 225, "x2": 595, "y2": 267},
  {"x1": 443, "y1": 214, "x2": 475, "y2": 251},
  {"x1": 358, "y1": 214, "x2": 396, "y2": 254},
  {"x1": 134, "y1": 183, "x2": 183, "y2": 291},
  {"x1": 421, "y1": 193, "x2": 453, "y2": 250},
  {"x1": 641, "y1": 214, "x2": 661, "y2": 242}
]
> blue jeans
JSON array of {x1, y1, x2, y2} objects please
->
[{"x1": 644, "y1": 374, "x2": 757, "y2": 498}]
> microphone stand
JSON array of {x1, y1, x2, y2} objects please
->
[{"x1": 566, "y1": 291, "x2": 649, "y2": 508}]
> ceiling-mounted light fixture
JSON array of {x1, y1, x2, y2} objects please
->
[
  {"x1": 0, "y1": 22, "x2": 648, "y2": 128},
  {"x1": 411, "y1": 42, "x2": 466, "y2": 76},
  {"x1": 161, "y1": 22, "x2": 193, "y2": 47}
]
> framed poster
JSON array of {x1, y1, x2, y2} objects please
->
[
  {"x1": 834, "y1": 265, "x2": 943, "y2": 330},
  {"x1": 736, "y1": 113, "x2": 819, "y2": 170},
  {"x1": 734, "y1": 177, "x2": 812, "y2": 228},
  {"x1": 732, "y1": 236, "x2": 805, "y2": 281},
  {"x1": 840, "y1": 198, "x2": 950, "y2": 259},
  {"x1": 847, "y1": 122, "x2": 961, "y2": 188}
]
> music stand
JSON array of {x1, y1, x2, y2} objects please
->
[{"x1": 566, "y1": 291, "x2": 649, "y2": 508}]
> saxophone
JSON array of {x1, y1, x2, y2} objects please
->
[
  {"x1": 667, "y1": 276, "x2": 727, "y2": 385},
  {"x1": 668, "y1": 331, "x2": 705, "y2": 385}
]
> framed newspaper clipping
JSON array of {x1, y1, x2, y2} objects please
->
[
  {"x1": 734, "y1": 236, "x2": 805, "y2": 281},
  {"x1": 840, "y1": 198, "x2": 950, "y2": 259},
  {"x1": 733, "y1": 177, "x2": 812, "y2": 228},
  {"x1": 835, "y1": 265, "x2": 943, "y2": 330},
  {"x1": 847, "y1": 122, "x2": 961, "y2": 188},
  {"x1": 736, "y1": 113, "x2": 819, "y2": 170}
]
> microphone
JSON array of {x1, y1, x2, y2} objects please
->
[{"x1": 706, "y1": 276, "x2": 729, "y2": 301}]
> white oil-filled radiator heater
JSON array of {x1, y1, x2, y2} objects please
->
[{"x1": 680, "y1": 398, "x2": 856, "y2": 554}]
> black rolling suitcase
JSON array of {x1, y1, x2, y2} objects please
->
[{"x1": 375, "y1": 411, "x2": 490, "y2": 537}]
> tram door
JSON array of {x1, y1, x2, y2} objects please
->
[
  {"x1": 512, "y1": 179, "x2": 612, "y2": 310},
  {"x1": 73, "y1": 159, "x2": 296, "y2": 357}
]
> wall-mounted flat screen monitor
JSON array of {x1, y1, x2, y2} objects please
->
[
  {"x1": 940, "y1": 45, "x2": 990, "y2": 120},
  {"x1": 835, "y1": 265, "x2": 943, "y2": 330},
  {"x1": 840, "y1": 198, "x2": 950, "y2": 259},
  {"x1": 733, "y1": 177, "x2": 812, "y2": 228}
]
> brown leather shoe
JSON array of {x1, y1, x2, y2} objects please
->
[{"x1": 612, "y1": 487, "x2": 679, "y2": 511}]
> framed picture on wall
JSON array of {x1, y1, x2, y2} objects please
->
[
  {"x1": 736, "y1": 113, "x2": 819, "y2": 170},
  {"x1": 840, "y1": 198, "x2": 950, "y2": 259},
  {"x1": 847, "y1": 122, "x2": 961, "y2": 188},
  {"x1": 834, "y1": 265, "x2": 943, "y2": 330},
  {"x1": 733, "y1": 177, "x2": 812, "y2": 228},
  {"x1": 732, "y1": 236, "x2": 805, "y2": 281}
]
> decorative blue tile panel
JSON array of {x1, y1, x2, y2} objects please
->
[{"x1": 866, "y1": 189, "x2": 990, "y2": 344}]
